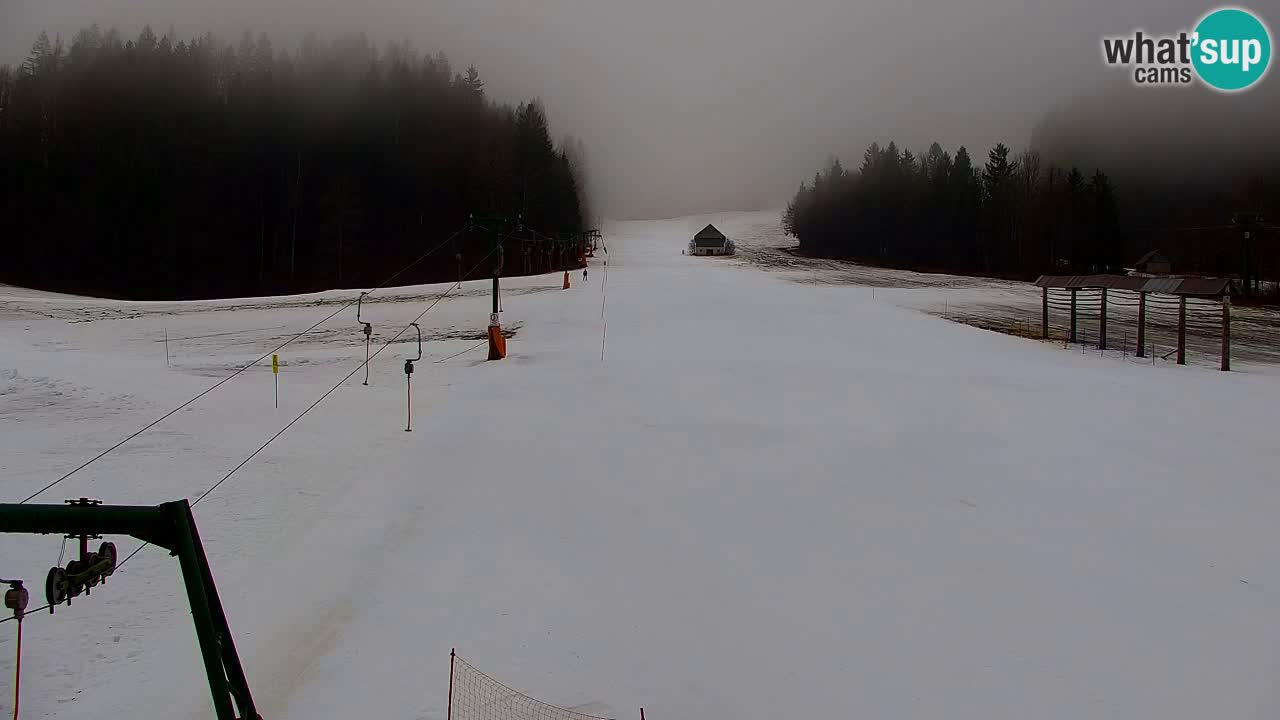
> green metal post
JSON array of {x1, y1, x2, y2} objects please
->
[
  {"x1": 0, "y1": 503, "x2": 172, "y2": 548},
  {"x1": 167, "y1": 501, "x2": 238, "y2": 720},
  {"x1": 184, "y1": 502, "x2": 259, "y2": 719},
  {"x1": 0, "y1": 501, "x2": 259, "y2": 719},
  {"x1": 493, "y1": 228, "x2": 502, "y2": 314}
]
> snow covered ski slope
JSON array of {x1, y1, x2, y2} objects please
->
[{"x1": 3, "y1": 212, "x2": 1280, "y2": 720}]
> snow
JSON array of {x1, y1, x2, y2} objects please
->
[{"x1": 3, "y1": 211, "x2": 1280, "y2": 720}]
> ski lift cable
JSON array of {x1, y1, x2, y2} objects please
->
[
  {"x1": 4, "y1": 246, "x2": 505, "y2": 627},
  {"x1": 16, "y1": 223, "x2": 472, "y2": 505},
  {"x1": 192, "y1": 247, "x2": 502, "y2": 516},
  {"x1": 433, "y1": 339, "x2": 490, "y2": 364}
]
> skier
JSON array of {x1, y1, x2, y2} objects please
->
[{"x1": 583, "y1": 268, "x2": 589, "y2": 283}]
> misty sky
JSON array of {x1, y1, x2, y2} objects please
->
[{"x1": 0, "y1": 0, "x2": 1245, "y2": 218}]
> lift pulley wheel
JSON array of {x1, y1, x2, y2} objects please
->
[
  {"x1": 85, "y1": 552, "x2": 102, "y2": 587},
  {"x1": 99, "y1": 541, "x2": 118, "y2": 577},
  {"x1": 64, "y1": 559, "x2": 86, "y2": 597},
  {"x1": 45, "y1": 567, "x2": 68, "y2": 608}
]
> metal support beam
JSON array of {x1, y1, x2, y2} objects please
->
[
  {"x1": 185, "y1": 502, "x2": 258, "y2": 719},
  {"x1": 0, "y1": 503, "x2": 175, "y2": 551},
  {"x1": 0, "y1": 501, "x2": 259, "y2": 720},
  {"x1": 170, "y1": 501, "x2": 238, "y2": 720}
]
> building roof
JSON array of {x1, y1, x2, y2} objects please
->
[
  {"x1": 1134, "y1": 250, "x2": 1168, "y2": 266},
  {"x1": 1034, "y1": 274, "x2": 1233, "y2": 297},
  {"x1": 694, "y1": 224, "x2": 727, "y2": 241}
]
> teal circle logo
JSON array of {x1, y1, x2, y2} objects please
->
[{"x1": 1192, "y1": 8, "x2": 1271, "y2": 91}]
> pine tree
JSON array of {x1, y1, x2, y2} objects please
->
[
  {"x1": 22, "y1": 32, "x2": 55, "y2": 77},
  {"x1": 1089, "y1": 170, "x2": 1120, "y2": 271},
  {"x1": 463, "y1": 64, "x2": 484, "y2": 99},
  {"x1": 1065, "y1": 167, "x2": 1087, "y2": 271},
  {"x1": 138, "y1": 25, "x2": 158, "y2": 54},
  {"x1": 981, "y1": 143, "x2": 1018, "y2": 271}
]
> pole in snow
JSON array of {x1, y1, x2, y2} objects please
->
[
  {"x1": 1221, "y1": 295, "x2": 1231, "y2": 371},
  {"x1": 1177, "y1": 296, "x2": 1187, "y2": 365},
  {"x1": 358, "y1": 292, "x2": 373, "y2": 385},
  {"x1": 272, "y1": 354, "x2": 279, "y2": 409},
  {"x1": 489, "y1": 229, "x2": 507, "y2": 360},
  {"x1": 1136, "y1": 291, "x2": 1147, "y2": 358},
  {"x1": 1040, "y1": 287, "x2": 1047, "y2": 338},
  {"x1": 1069, "y1": 289, "x2": 1078, "y2": 344},
  {"x1": 448, "y1": 649, "x2": 456, "y2": 720},
  {"x1": 1099, "y1": 288, "x2": 1108, "y2": 350},
  {"x1": 404, "y1": 323, "x2": 421, "y2": 432}
]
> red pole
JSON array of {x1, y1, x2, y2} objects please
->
[
  {"x1": 12, "y1": 620, "x2": 21, "y2": 720},
  {"x1": 447, "y1": 648, "x2": 456, "y2": 720}
]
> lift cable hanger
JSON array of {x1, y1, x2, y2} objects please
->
[
  {"x1": 0, "y1": 245, "x2": 507, "y2": 718},
  {"x1": 358, "y1": 291, "x2": 374, "y2": 386},
  {"x1": 404, "y1": 322, "x2": 422, "y2": 432},
  {"x1": 15, "y1": 223, "x2": 471, "y2": 506},
  {"x1": 0, "y1": 220, "x2": 591, "y2": 717}
]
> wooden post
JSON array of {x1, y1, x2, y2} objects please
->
[
  {"x1": 1041, "y1": 287, "x2": 1049, "y2": 338},
  {"x1": 1177, "y1": 296, "x2": 1187, "y2": 365},
  {"x1": 1069, "y1": 289, "x2": 1077, "y2": 344},
  {"x1": 1221, "y1": 295, "x2": 1231, "y2": 371},
  {"x1": 1098, "y1": 288, "x2": 1108, "y2": 350},
  {"x1": 1136, "y1": 291, "x2": 1147, "y2": 358}
]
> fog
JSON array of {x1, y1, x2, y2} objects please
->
[{"x1": 0, "y1": 0, "x2": 1259, "y2": 219}]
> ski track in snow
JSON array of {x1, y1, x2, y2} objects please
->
[{"x1": 2, "y1": 211, "x2": 1280, "y2": 720}]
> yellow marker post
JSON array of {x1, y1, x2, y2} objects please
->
[{"x1": 272, "y1": 354, "x2": 279, "y2": 409}]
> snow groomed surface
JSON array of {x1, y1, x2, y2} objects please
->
[{"x1": 2, "y1": 212, "x2": 1280, "y2": 720}]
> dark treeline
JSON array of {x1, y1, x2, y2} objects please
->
[
  {"x1": 1031, "y1": 86, "x2": 1280, "y2": 298},
  {"x1": 784, "y1": 141, "x2": 1120, "y2": 277},
  {"x1": 0, "y1": 26, "x2": 591, "y2": 299}
]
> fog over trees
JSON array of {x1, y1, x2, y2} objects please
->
[{"x1": 0, "y1": 26, "x2": 590, "y2": 299}]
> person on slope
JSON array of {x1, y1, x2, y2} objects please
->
[{"x1": 583, "y1": 268, "x2": 589, "y2": 283}]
